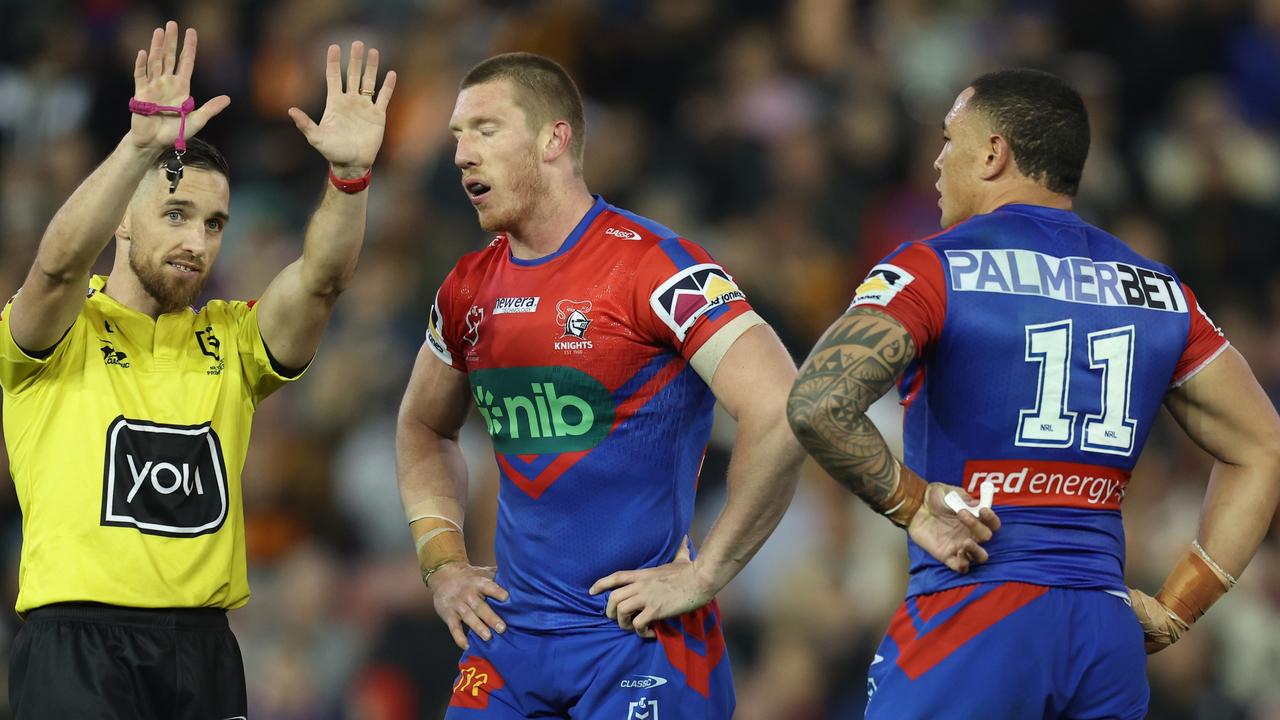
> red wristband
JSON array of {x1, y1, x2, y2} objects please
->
[{"x1": 329, "y1": 167, "x2": 372, "y2": 193}]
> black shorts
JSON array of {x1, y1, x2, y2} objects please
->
[{"x1": 9, "y1": 602, "x2": 248, "y2": 720}]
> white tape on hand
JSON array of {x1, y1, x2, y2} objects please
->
[{"x1": 945, "y1": 480, "x2": 995, "y2": 516}]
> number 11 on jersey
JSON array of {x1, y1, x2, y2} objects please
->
[{"x1": 1016, "y1": 320, "x2": 1137, "y2": 456}]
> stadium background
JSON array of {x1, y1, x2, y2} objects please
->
[{"x1": 2, "y1": 0, "x2": 1279, "y2": 717}]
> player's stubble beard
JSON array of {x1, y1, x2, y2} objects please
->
[
  {"x1": 479, "y1": 143, "x2": 549, "y2": 233},
  {"x1": 128, "y1": 240, "x2": 208, "y2": 314}
]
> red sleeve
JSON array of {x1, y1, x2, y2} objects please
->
[
  {"x1": 1171, "y1": 283, "x2": 1229, "y2": 387},
  {"x1": 634, "y1": 238, "x2": 760, "y2": 361},
  {"x1": 850, "y1": 242, "x2": 947, "y2": 353},
  {"x1": 424, "y1": 267, "x2": 469, "y2": 372}
]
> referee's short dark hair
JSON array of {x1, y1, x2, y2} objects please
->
[
  {"x1": 461, "y1": 52, "x2": 586, "y2": 174},
  {"x1": 968, "y1": 69, "x2": 1090, "y2": 197},
  {"x1": 154, "y1": 137, "x2": 230, "y2": 179}
]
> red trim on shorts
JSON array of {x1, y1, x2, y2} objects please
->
[
  {"x1": 449, "y1": 656, "x2": 506, "y2": 709},
  {"x1": 913, "y1": 584, "x2": 975, "y2": 622},
  {"x1": 655, "y1": 600, "x2": 727, "y2": 698},
  {"x1": 889, "y1": 582, "x2": 1049, "y2": 680}
]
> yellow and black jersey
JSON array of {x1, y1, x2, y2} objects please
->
[{"x1": 0, "y1": 275, "x2": 302, "y2": 613}]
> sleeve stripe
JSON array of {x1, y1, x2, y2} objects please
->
[
  {"x1": 1169, "y1": 340, "x2": 1229, "y2": 389},
  {"x1": 658, "y1": 237, "x2": 698, "y2": 270},
  {"x1": 689, "y1": 311, "x2": 766, "y2": 383},
  {"x1": 706, "y1": 304, "x2": 732, "y2": 322}
]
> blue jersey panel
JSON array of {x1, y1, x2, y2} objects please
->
[
  {"x1": 493, "y1": 361, "x2": 715, "y2": 629},
  {"x1": 902, "y1": 205, "x2": 1193, "y2": 596}
]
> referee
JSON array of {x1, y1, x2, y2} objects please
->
[{"x1": 0, "y1": 22, "x2": 395, "y2": 719}]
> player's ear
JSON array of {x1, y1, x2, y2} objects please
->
[
  {"x1": 982, "y1": 133, "x2": 1012, "y2": 180},
  {"x1": 542, "y1": 120, "x2": 573, "y2": 164}
]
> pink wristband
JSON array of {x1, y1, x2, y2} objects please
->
[{"x1": 128, "y1": 96, "x2": 196, "y2": 151}]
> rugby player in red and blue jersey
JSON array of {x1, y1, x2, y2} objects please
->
[
  {"x1": 789, "y1": 69, "x2": 1280, "y2": 719},
  {"x1": 395, "y1": 53, "x2": 803, "y2": 718}
]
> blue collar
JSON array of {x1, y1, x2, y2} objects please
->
[
  {"x1": 508, "y1": 195, "x2": 607, "y2": 266},
  {"x1": 994, "y1": 203, "x2": 1084, "y2": 225}
]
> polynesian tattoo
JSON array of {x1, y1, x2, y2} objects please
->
[{"x1": 787, "y1": 307, "x2": 917, "y2": 507}]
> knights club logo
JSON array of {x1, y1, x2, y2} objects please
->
[
  {"x1": 554, "y1": 300, "x2": 593, "y2": 351},
  {"x1": 557, "y1": 300, "x2": 591, "y2": 338}
]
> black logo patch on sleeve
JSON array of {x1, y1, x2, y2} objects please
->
[{"x1": 100, "y1": 416, "x2": 229, "y2": 537}]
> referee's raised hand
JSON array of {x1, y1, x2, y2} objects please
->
[
  {"x1": 127, "y1": 21, "x2": 230, "y2": 150},
  {"x1": 288, "y1": 41, "x2": 397, "y2": 177}
]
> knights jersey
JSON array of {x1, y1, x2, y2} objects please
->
[
  {"x1": 427, "y1": 196, "x2": 763, "y2": 630},
  {"x1": 852, "y1": 204, "x2": 1228, "y2": 597}
]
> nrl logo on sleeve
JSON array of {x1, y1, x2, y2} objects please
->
[
  {"x1": 493, "y1": 297, "x2": 540, "y2": 314},
  {"x1": 650, "y1": 263, "x2": 746, "y2": 341},
  {"x1": 853, "y1": 263, "x2": 914, "y2": 307},
  {"x1": 463, "y1": 306, "x2": 484, "y2": 346},
  {"x1": 100, "y1": 416, "x2": 228, "y2": 537}
]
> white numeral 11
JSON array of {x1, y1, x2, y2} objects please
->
[{"x1": 1016, "y1": 321, "x2": 1137, "y2": 456}]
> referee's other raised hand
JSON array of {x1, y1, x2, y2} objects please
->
[{"x1": 287, "y1": 41, "x2": 397, "y2": 178}]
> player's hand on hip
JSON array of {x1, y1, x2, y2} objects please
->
[
  {"x1": 1128, "y1": 587, "x2": 1190, "y2": 653},
  {"x1": 429, "y1": 562, "x2": 509, "y2": 650},
  {"x1": 588, "y1": 537, "x2": 713, "y2": 639},
  {"x1": 288, "y1": 41, "x2": 397, "y2": 176},
  {"x1": 907, "y1": 483, "x2": 1001, "y2": 574},
  {"x1": 128, "y1": 21, "x2": 230, "y2": 150}
]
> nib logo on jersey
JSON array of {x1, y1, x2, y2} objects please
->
[
  {"x1": 470, "y1": 367, "x2": 615, "y2": 454},
  {"x1": 100, "y1": 416, "x2": 228, "y2": 537},
  {"x1": 555, "y1": 300, "x2": 593, "y2": 351}
]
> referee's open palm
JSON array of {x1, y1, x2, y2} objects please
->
[
  {"x1": 129, "y1": 21, "x2": 229, "y2": 150},
  {"x1": 288, "y1": 41, "x2": 397, "y2": 172}
]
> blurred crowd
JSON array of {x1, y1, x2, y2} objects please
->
[{"x1": 2, "y1": 0, "x2": 1280, "y2": 718}]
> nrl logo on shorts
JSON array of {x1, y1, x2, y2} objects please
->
[
  {"x1": 626, "y1": 698, "x2": 658, "y2": 720},
  {"x1": 554, "y1": 299, "x2": 593, "y2": 351}
]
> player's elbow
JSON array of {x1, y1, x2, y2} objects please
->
[
  {"x1": 1253, "y1": 421, "x2": 1280, "y2": 479},
  {"x1": 786, "y1": 384, "x2": 826, "y2": 451}
]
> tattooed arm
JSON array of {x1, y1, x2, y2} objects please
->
[
  {"x1": 787, "y1": 307, "x2": 1000, "y2": 573},
  {"x1": 786, "y1": 308, "x2": 914, "y2": 505}
]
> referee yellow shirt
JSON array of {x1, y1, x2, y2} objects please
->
[{"x1": 0, "y1": 276, "x2": 301, "y2": 613}]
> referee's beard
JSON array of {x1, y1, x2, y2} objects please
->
[{"x1": 129, "y1": 242, "x2": 208, "y2": 314}]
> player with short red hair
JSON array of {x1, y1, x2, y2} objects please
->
[{"x1": 396, "y1": 52, "x2": 804, "y2": 718}]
